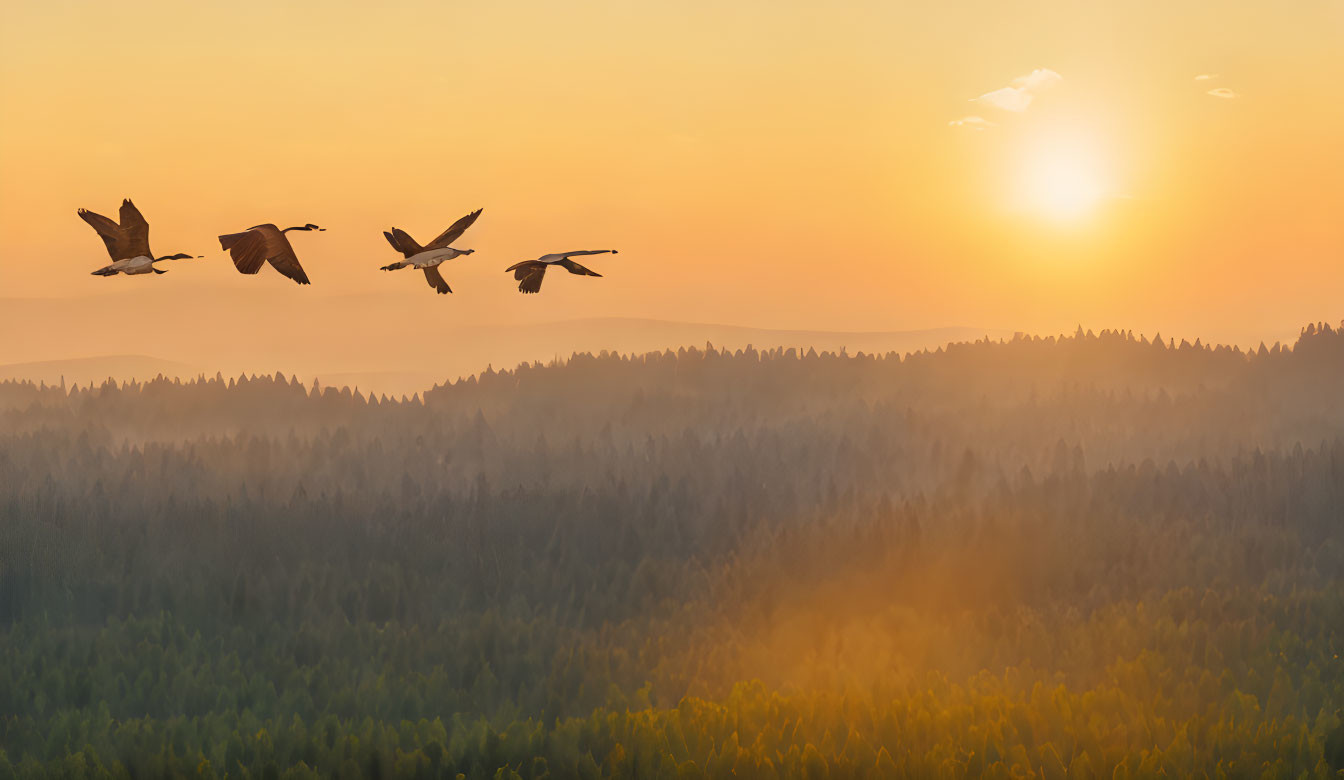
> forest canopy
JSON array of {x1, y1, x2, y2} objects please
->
[{"x1": 2, "y1": 324, "x2": 1344, "y2": 778}]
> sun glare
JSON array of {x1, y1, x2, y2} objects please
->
[{"x1": 1015, "y1": 134, "x2": 1109, "y2": 222}]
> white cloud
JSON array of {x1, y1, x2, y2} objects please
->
[
  {"x1": 948, "y1": 115, "x2": 996, "y2": 131},
  {"x1": 975, "y1": 87, "x2": 1035, "y2": 112},
  {"x1": 1194, "y1": 73, "x2": 1219, "y2": 81},
  {"x1": 1207, "y1": 87, "x2": 1239, "y2": 99},
  {"x1": 972, "y1": 68, "x2": 1063, "y2": 113},
  {"x1": 1012, "y1": 68, "x2": 1064, "y2": 92}
]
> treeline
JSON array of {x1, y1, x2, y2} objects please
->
[{"x1": 1, "y1": 325, "x2": 1343, "y2": 777}]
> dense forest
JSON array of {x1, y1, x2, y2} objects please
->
[{"x1": 2, "y1": 324, "x2": 1344, "y2": 778}]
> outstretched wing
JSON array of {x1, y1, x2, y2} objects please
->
[
  {"x1": 426, "y1": 209, "x2": 482, "y2": 250},
  {"x1": 384, "y1": 229, "x2": 421, "y2": 258},
  {"x1": 557, "y1": 259, "x2": 602, "y2": 277},
  {"x1": 266, "y1": 237, "x2": 311, "y2": 285},
  {"x1": 538, "y1": 249, "x2": 616, "y2": 264},
  {"x1": 118, "y1": 199, "x2": 150, "y2": 257},
  {"x1": 423, "y1": 266, "x2": 452, "y2": 294},
  {"x1": 389, "y1": 228, "x2": 423, "y2": 257},
  {"x1": 219, "y1": 230, "x2": 269, "y2": 274},
  {"x1": 509, "y1": 261, "x2": 547, "y2": 294},
  {"x1": 78, "y1": 209, "x2": 128, "y2": 260}
]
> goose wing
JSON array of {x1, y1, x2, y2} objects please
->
[
  {"x1": 264, "y1": 233, "x2": 311, "y2": 285},
  {"x1": 423, "y1": 266, "x2": 452, "y2": 294},
  {"x1": 556, "y1": 258, "x2": 602, "y2": 277},
  {"x1": 78, "y1": 208, "x2": 128, "y2": 260},
  {"x1": 506, "y1": 261, "x2": 547, "y2": 294},
  {"x1": 426, "y1": 209, "x2": 482, "y2": 250},
  {"x1": 118, "y1": 199, "x2": 151, "y2": 257},
  {"x1": 383, "y1": 230, "x2": 412, "y2": 258},
  {"x1": 219, "y1": 228, "x2": 269, "y2": 274},
  {"x1": 388, "y1": 228, "x2": 423, "y2": 257}
]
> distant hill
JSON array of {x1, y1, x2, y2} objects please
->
[
  {"x1": 360, "y1": 318, "x2": 1010, "y2": 395},
  {"x1": 0, "y1": 355, "x2": 200, "y2": 389},
  {"x1": 491, "y1": 318, "x2": 1004, "y2": 358},
  {"x1": 0, "y1": 313, "x2": 1007, "y2": 396}
]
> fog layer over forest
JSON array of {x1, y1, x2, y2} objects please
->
[{"x1": 2, "y1": 324, "x2": 1344, "y2": 778}]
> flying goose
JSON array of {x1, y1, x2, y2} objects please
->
[
  {"x1": 79, "y1": 199, "x2": 199, "y2": 276},
  {"x1": 380, "y1": 208, "x2": 482, "y2": 294},
  {"x1": 505, "y1": 250, "x2": 617, "y2": 294},
  {"x1": 218, "y1": 223, "x2": 324, "y2": 285}
]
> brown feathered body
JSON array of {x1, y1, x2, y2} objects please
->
[
  {"x1": 504, "y1": 250, "x2": 614, "y2": 294},
  {"x1": 219, "y1": 224, "x2": 312, "y2": 285},
  {"x1": 80, "y1": 199, "x2": 197, "y2": 276},
  {"x1": 380, "y1": 209, "x2": 483, "y2": 295}
]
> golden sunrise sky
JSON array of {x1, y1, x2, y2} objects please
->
[{"x1": 1, "y1": 0, "x2": 1342, "y2": 373}]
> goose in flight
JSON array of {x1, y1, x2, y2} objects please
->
[
  {"x1": 218, "y1": 223, "x2": 324, "y2": 285},
  {"x1": 79, "y1": 199, "x2": 199, "y2": 276},
  {"x1": 505, "y1": 250, "x2": 617, "y2": 294},
  {"x1": 380, "y1": 208, "x2": 482, "y2": 295}
]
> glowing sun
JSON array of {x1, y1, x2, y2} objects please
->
[{"x1": 1015, "y1": 134, "x2": 1109, "y2": 222}]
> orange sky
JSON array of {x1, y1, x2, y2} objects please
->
[{"x1": 1, "y1": 0, "x2": 1342, "y2": 372}]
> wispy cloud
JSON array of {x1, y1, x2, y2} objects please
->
[
  {"x1": 972, "y1": 68, "x2": 1063, "y2": 113},
  {"x1": 1013, "y1": 69, "x2": 1064, "y2": 92},
  {"x1": 975, "y1": 87, "x2": 1034, "y2": 112},
  {"x1": 948, "y1": 115, "x2": 996, "y2": 131},
  {"x1": 1207, "y1": 87, "x2": 1239, "y2": 99},
  {"x1": 1194, "y1": 73, "x2": 1219, "y2": 82}
]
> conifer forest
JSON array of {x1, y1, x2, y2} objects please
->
[{"x1": 3, "y1": 325, "x2": 1344, "y2": 778}]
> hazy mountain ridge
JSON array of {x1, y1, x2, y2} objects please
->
[
  {"x1": 3, "y1": 321, "x2": 1340, "y2": 460},
  {"x1": 0, "y1": 354, "x2": 201, "y2": 389},
  {"x1": 0, "y1": 316, "x2": 1008, "y2": 396}
]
